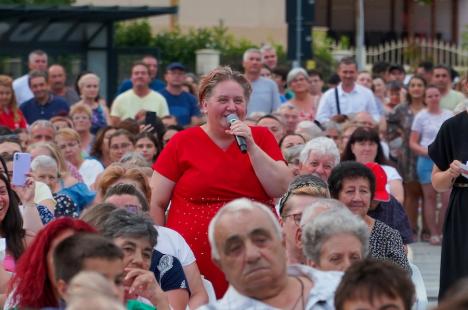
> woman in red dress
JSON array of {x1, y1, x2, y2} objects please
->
[
  {"x1": 0, "y1": 75, "x2": 27, "y2": 130},
  {"x1": 150, "y1": 66, "x2": 292, "y2": 297}
]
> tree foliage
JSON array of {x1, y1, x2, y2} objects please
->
[{"x1": 115, "y1": 20, "x2": 286, "y2": 71}]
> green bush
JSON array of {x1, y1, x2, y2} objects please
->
[{"x1": 115, "y1": 20, "x2": 288, "y2": 72}]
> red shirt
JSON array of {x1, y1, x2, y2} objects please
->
[
  {"x1": 0, "y1": 108, "x2": 27, "y2": 130},
  {"x1": 153, "y1": 126, "x2": 284, "y2": 297}
]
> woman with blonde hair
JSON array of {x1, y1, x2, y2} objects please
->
[
  {"x1": 75, "y1": 72, "x2": 109, "y2": 134},
  {"x1": 69, "y1": 103, "x2": 94, "y2": 154},
  {"x1": 0, "y1": 75, "x2": 27, "y2": 130},
  {"x1": 55, "y1": 128, "x2": 104, "y2": 187}
]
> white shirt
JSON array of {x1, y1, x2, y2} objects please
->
[
  {"x1": 79, "y1": 158, "x2": 104, "y2": 188},
  {"x1": 12, "y1": 74, "x2": 34, "y2": 106},
  {"x1": 199, "y1": 264, "x2": 342, "y2": 310},
  {"x1": 154, "y1": 225, "x2": 196, "y2": 266},
  {"x1": 316, "y1": 83, "x2": 380, "y2": 123}
]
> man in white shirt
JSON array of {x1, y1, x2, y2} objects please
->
[
  {"x1": 201, "y1": 198, "x2": 341, "y2": 309},
  {"x1": 13, "y1": 49, "x2": 48, "y2": 105},
  {"x1": 110, "y1": 62, "x2": 169, "y2": 125},
  {"x1": 316, "y1": 57, "x2": 380, "y2": 123}
]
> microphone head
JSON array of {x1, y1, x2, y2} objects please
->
[{"x1": 226, "y1": 114, "x2": 239, "y2": 124}]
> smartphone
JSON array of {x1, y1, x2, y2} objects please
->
[
  {"x1": 144, "y1": 111, "x2": 165, "y2": 137},
  {"x1": 12, "y1": 152, "x2": 31, "y2": 186},
  {"x1": 145, "y1": 111, "x2": 157, "y2": 127}
]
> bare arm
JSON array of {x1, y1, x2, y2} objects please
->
[
  {"x1": 183, "y1": 262, "x2": 209, "y2": 309},
  {"x1": 149, "y1": 172, "x2": 175, "y2": 225},
  {"x1": 389, "y1": 179, "x2": 404, "y2": 204},
  {"x1": 229, "y1": 120, "x2": 292, "y2": 198},
  {"x1": 409, "y1": 131, "x2": 427, "y2": 156},
  {"x1": 431, "y1": 160, "x2": 467, "y2": 192},
  {"x1": 166, "y1": 289, "x2": 189, "y2": 310}
]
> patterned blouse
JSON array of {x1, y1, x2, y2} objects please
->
[
  {"x1": 387, "y1": 102, "x2": 418, "y2": 182},
  {"x1": 369, "y1": 220, "x2": 410, "y2": 272}
]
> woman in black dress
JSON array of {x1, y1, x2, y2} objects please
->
[{"x1": 428, "y1": 107, "x2": 468, "y2": 299}]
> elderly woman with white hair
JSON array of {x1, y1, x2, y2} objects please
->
[
  {"x1": 299, "y1": 136, "x2": 341, "y2": 181},
  {"x1": 302, "y1": 206, "x2": 369, "y2": 272},
  {"x1": 285, "y1": 68, "x2": 318, "y2": 121}
]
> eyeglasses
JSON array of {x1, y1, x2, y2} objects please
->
[
  {"x1": 282, "y1": 212, "x2": 302, "y2": 226},
  {"x1": 110, "y1": 143, "x2": 132, "y2": 151}
]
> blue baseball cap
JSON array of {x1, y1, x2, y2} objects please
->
[{"x1": 167, "y1": 62, "x2": 186, "y2": 71}]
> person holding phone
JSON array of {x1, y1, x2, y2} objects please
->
[
  {"x1": 150, "y1": 66, "x2": 291, "y2": 297},
  {"x1": 429, "y1": 102, "x2": 468, "y2": 299}
]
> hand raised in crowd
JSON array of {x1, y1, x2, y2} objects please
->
[
  {"x1": 124, "y1": 267, "x2": 169, "y2": 310},
  {"x1": 12, "y1": 176, "x2": 36, "y2": 206}
]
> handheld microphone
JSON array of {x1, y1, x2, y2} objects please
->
[{"x1": 226, "y1": 114, "x2": 248, "y2": 153}]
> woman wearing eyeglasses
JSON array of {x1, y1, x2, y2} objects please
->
[{"x1": 55, "y1": 128, "x2": 104, "y2": 188}]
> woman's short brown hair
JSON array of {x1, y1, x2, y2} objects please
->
[
  {"x1": 70, "y1": 103, "x2": 92, "y2": 119},
  {"x1": 198, "y1": 66, "x2": 252, "y2": 103}
]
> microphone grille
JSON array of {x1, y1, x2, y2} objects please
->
[{"x1": 226, "y1": 114, "x2": 238, "y2": 124}]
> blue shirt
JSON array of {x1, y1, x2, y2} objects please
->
[
  {"x1": 20, "y1": 94, "x2": 70, "y2": 124},
  {"x1": 117, "y1": 79, "x2": 165, "y2": 94},
  {"x1": 158, "y1": 89, "x2": 201, "y2": 126},
  {"x1": 368, "y1": 195, "x2": 413, "y2": 244}
]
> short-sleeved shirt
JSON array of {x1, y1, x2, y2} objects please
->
[
  {"x1": 439, "y1": 89, "x2": 465, "y2": 111},
  {"x1": 78, "y1": 158, "x2": 104, "y2": 188},
  {"x1": 158, "y1": 89, "x2": 201, "y2": 126},
  {"x1": 155, "y1": 225, "x2": 196, "y2": 266},
  {"x1": 247, "y1": 77, "x2": 281, "y2": 116},
  {"x1": 316, "y1": 83, "x2": 380, "y2": 123},
  {"x1": 150, "y1": 250, "x2": 189, "y2": 293},
  {"x1": 411, "y1": 109, "x2": 453, "y2": 148},
  {"x1": 20, "y1": 94, "x2": 70, "y2": 124},
  {"x1": 110, "y1": 89, "x2": 169, "y2": 120},
  {"x1": 13, "y1": 74, "x2": 33, "y2": 105}
]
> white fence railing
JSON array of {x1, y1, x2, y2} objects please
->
[{"x1": 331, "y1": 38, "x2": 468, "y2": 69}]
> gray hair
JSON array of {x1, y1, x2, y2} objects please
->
[
  {"x1": 322, "y1": 121, "x2": 341, "y2": 132},
  {"x1": 300, "y1": 198, "x2": 347, "y2": 227},
  {"x1": 284, "y1": 144, "x2": 304, "y2": 163},
  {"x1": 287, "y1": 68, "x2": 308, "y2": 86},
  {"x1": 29, "y1": 119, "x2": 55, "y2": 134},
  {"x1": 302, "y1": 207, "x2": 369, "y2": 263},
  {"x1": 299, "y1": 136, "x2": 340, "y2": 167},
  {"x1": 31, "y1": 154, "x2": 58, "y2": 172},
  {"x1": 119, "y1": 152, "x2": 151, "y2": 167},
  {"x1": 102, "y1": 209, "x2": 158, "y2": 248},
  {"x1": 260, "y1": 44, "x2": 275, "y2": 54},
  {"x1": 28, "y1": 49, "x2": 47, "y2": 63},
  {"x1": 243, "y1": 48, "x2": 261, "y2": 62},
  {"x1": 208, "y1": 198, "x2": 281, "y2": 260},
  {"x1": 295, "y1": 121, "x2": 324, "y2": 141}
]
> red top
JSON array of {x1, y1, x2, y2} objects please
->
[
  {"x1": 0, "y1": 108, "x2": 27, "y2": 130},
  {"x1": 153, "y1": 126, "x2": 284, "y2": 297}
]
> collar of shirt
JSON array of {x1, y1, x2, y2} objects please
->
[{"x1": 337, "y1": 82, "x2": 359, "y2": 96}]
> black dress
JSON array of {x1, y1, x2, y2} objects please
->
[{"x1": 428, "y1": 111, "x2": 468, "y2": 300}]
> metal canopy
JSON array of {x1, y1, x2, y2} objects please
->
[{"x1": 0, "y1": 5, "x2": 177, "y2": 100}]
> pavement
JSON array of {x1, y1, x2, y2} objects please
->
[{"x1": 410, "y1": 242, "x2": 441, "y2": 307}]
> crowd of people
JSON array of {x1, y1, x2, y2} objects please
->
[{"x1": 0, "y1": 46, "x2": 466, "y2": 309}]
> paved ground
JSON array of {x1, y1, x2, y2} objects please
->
[{"x1": 410, "y1": 242, "x2": 441, "y2": 307}]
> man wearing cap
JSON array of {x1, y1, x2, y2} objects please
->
[
  {"x1": 117, "y1": 55, "x2": 165, "y2": 94},
  {"x1": 159, "y1": 63, "x2": 201, "y2": 126},
  {"x1": 388, "y1": 65, "x2": 406, "y2": 84},
  {"x1": 110, "y1": 61, "x2": 169, "y2": 126},
  {"x1": 365, "y1": 162, "x2": 413, "y2": 245}
]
